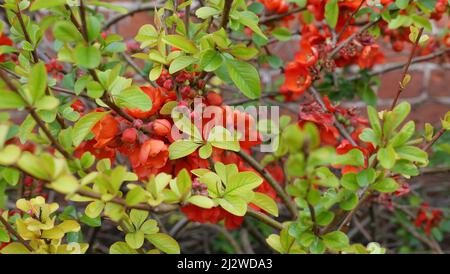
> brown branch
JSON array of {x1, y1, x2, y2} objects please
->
[
  {"x1": 221, "y1": 0, "x2": 234, "y2": 29},
  {"x1": 0, "y1": 70, "x2": 72, "y2": 159},
  {"x1": 390, "y1": 27, "x2": 424, "y2": 111},
  {"x1": 14, "y1": 6, "x2": 67, "y2": 129},
  {"x1": 347, "y1": 48, "x2": 450, "y2": 81},
  {"x1": 423, "y1": 128, "x2": 446, "y2": 152},
  {"x1": 120, "y1": 53, "x2": 156, "y2": 87},
  {"x1": 29, "y1": 108, "x2": 72, "y2": 159},
  {"x1": 78, "y1": 0, "x2": 89, "y2": 42},
  {"x1": 14, "y1": 6, "x2": 38, "y2": 63},
  {"x1": 72, "y1": 1, "x2": 136, "y2": 124},
  {"x1": 246, "y1": 208, "x2": 284, "y2": 231},
  {"x1": 260, "y1": 6, "x2": 306, "y2": 24},
  {"x1": 76, "y1": 188, "x2": 177, "y2": 214},
  {"x1": 329, "y1": 19, "x2": 379, "y2": 58},
  {"x1": 308, "y1": 203, "x2": 319, "y2": 235},
  {"x1": 103, "y1": 3, "x2": 164, "y2": 31},
  {"x1": 0, "y1": 214, "x2": 34, "y2": 252},
  {"x1": 205, "y1": 224, "x2": 244, "y2": 254},
  {"x1": 237, "y1": 150, "x2": 298, "y2": 219}
]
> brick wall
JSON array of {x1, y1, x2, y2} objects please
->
[{"x1": 103, "y1": 1, "x2": 450, "y2": 128}]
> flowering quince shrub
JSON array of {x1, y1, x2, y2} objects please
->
[{"x1": 0, "y1": 0, "x2": 449, "y2": 254}]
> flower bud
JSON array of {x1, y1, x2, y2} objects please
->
[
  {"x1": 121, "y1": 128, "x2": 138, "y2": 144},
  {"x1": 206, "y1": 91, "x2": 222, "y2": 106},
  {"x1": 152, "y1": 119, "x2": 172, "y2": 136},
  {"x1": 163, "y1": 79, "x2": 174, "y2": 90}
]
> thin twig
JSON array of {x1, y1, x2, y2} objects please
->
[
  {"x1": 390, "y1": 27, "x2": 424, "y2": 111},
  {"x1": 423, "y1": 128, "x2": 446, "y2": 152},
  {"x1": 347, "y1": 48, "x2": 450, "y2": 81},
  {"x1": 0, "y1": 215, "x2": 34, "y2": 252},
  {"x1": 329, "y1": 19, "x2": 379, "y2": 58},
  {"x1": 237, "y1": 150, "x2": 298, "y2": 219},
  {"x1": 0, "y1": 70, "x2": 72, "y2": 159},
  {"x1": 246, "y1": 208, "x2": 284, "y2": 231},
  {"x1": 103, "y1": 3, "x2": 164, "y2": 31},
  {"x1": 220, "y1": 0, "x2": 233, "y2": 29},
  {"x1": 260, "y1": 6, "x2": 306, "y2": 24}
]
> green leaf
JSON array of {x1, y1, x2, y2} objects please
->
[
  {"x1": 238, "y1": 11, "x2": 267, "y2": 39},
  {"x1": 72, "y1": 111, "x2": 108, "y2": 147},
  {"x1": 2, "y1": 168, "x2": 20, "y2": 186},
  {"x1": 126, "y1": 231, "x2": 145, "y2": 249},
  {"x1": 228, "y1": 46, "x2": 259, "y2": 60},
  {"x1": 272, "y1": 27, "x2": 292, "y2": 41},
  {"x1": 169, "y1": 56, "x2": 196, "y2": 74},
  {"x1": 341, "y1": 173, "x2": 359, "y2": 191},
  {"x1": 135, "y1": 24, "x2": 158, "y2": 48},
  {"x1": 50, "y1": 175, "x2": 79, "y2": 194},
  {"x1": 226, "y1": 171, "x2": 263, "y2": 197},
  {"x1": 176, "y1": 169, "x2": 192, "y2": 199},
  {"x1": 395, "y1": 0, "x2": 409, "y2": 9},
  {"x1": 198, "y1": 143, "x2": 212, "y2": 159},
  {"x1": 339, "y1": 191, "x2": 359, "y2": 211},
  {"x1": 130, "y1": 209, "x2": 149, "y2": 228},
  {"x1": 207, "y1": 126, "x2": 240, "y2": 152},
  {"x1": 34, "y1": 96, "x2": 59, "y2": 110},
  {"x1": 371, "y1": 177, "x2": 400, "y2": 193},
  {"x1": 391, "y1": 160, "x2": 419, "y2": 177},
  {"x1": 334, "y1": 149, "x2": 365, "y2": 167},
  {"x1": 87, "y1": 16, "x2": 101, "y2": 42},
  {"x1": 313, "y1": 167, "x2": 339, "y2": 188},
  {"x1": 396, "y1": 145, "x2": 428, "y2": 165},
  {"x1": 367, "y1": 106, "x2": 381, "y2": 138},
  {"x1": 377, "y1": 145, "x2": 396, "y2": 169},
  {"x1": 146, "y1": 233, "x2": 180, "y2": 254},
  {"x1": 85, "y1": 200, "x2": 105, "y2": 218},
  {"x1": 0, "y1": 228, "x2": 10, "y2": 242},
  {"x1": 140, "y1": 219, "x2": 158, "y2": 234},
  {"x1": 30, "y1": 0, "x2": 66, "y2": 11},
  {"x1": 53, "y1": 21, "x2": 82, "y2": 42},
  {"x1": 225, "y1": 59, "x2": 261, "y2": 99},
  {"x1": 75, "y1": 45, "x2": 101, "y2": 69},
  {"x1": 29, "y1": 62, "x2": 47, "y2": 103},
  {"x1": 168, "y1": 140, "x2": 202, "y2": 160},
  {"x1": 389, "y1": 121, "x2": 415, "y2": 148},
  {"x1": 251, "y1": 192, "x2": 279, "y2": 217},
  {"x1": 109, "y1": 242, "x2": 138, "y2": 254},
  {"x1": 163, "y1": 35, "x2": 198, "y2": 54},
  {"x1": 0, "y1": 91, "x2": 26, "y2": 109},
  {"x1": 322, "y1": 231, "x2": 349, "y2": 251},
  {"x1": 316, "y1": 211, "x2": 334, "y2": 226},
  {"x1": 115, "y1": 86, "x2": 152, "y2": 112},
  {"x1": 219, "y1": 195, "x2": 247, "y2": 216},
  {"x1": 200, "y1": 49, "x2": 223, "y2": 72},
  {"x1": 356, "y1": 168, "x2": 376, "y2": 187},
  {"x1": 195, "y1": 7, "x2": 221, "y2": 19},
  {"x1": 325, "y1": 0, "x2": 339, "y2": 28},
  {"x1": 359, "y1": 128, "x2": 379, "y2": 146},
  {"x1": 16, "y1": 152, "x2": 47, "y2": 179},
  {"x1": 0, "y1": 243, "x2": 31, "y2": 254},
  {"x1": 188, "y1": 195, "x2": 214, "y2": 209},
  {"x1": 126, "y1": 186, "x2": 147, "y2": 206}
]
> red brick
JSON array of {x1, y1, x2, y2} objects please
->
[
  {"x1": 377, "y1": 71, "x2": 423, "y2": 99},
  {"x1": 428, "y1": 69, "x2": 450, "y2": 97},
  {"x1": 410, "y1": 102, "x2": 450, "y2": 128}
]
